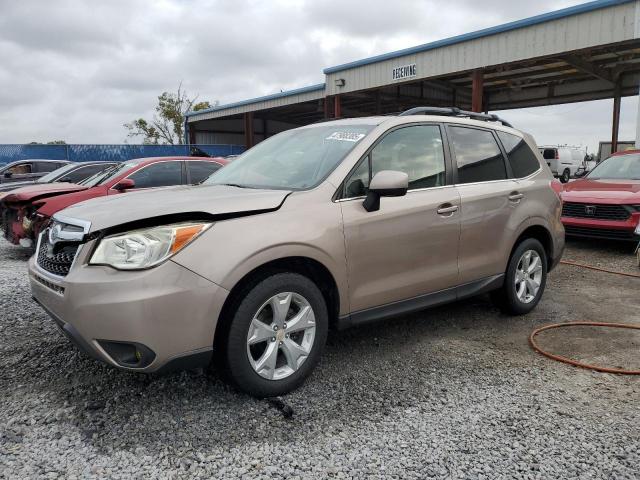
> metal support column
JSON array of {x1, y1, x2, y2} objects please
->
[
  {"x1": 334, "y1": 94, "x2": 341, "y2": 118},
  {"x1": 636, "y1": 83, "x2": 640, "y2": 148},
  {"x1": 612, "y1": 85, "x2": 621, "y2": 154},
  {"x1": 243, "y1": 112, "x2": 254, "y2": 149},
  {"x1": 471, "y1": 69, "x2": 484, "y2": 113}
]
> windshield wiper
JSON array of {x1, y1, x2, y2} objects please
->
[{"x1": 217, "y1": 183, "x2": 253, "y2": 189}]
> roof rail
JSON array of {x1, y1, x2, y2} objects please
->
[{"x1": 398, "y1": 107, "x2": 513, "y2": 128}]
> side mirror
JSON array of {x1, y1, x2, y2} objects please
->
[
  {"x1": 574, "y1": 169, "x2": 587, "y2": 178},
  {"x1": 363, "y1": 170, "x2": 409, "y2": 212},
  {"x1": 113, "y1": 178, "x2": 135, "y2": 191}
]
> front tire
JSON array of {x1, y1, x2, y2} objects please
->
[
  {"x1": 492, "y1": 238, "x2": 548, "y2": 315},
  {"x1": 560, "y1": 168, "x2": 570, "y2": 183},
  {"x1": 222, "y1": 272, "x2": 328, "y2": 397}
]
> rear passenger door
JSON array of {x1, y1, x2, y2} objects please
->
[{"x1": 447, "y1": 125, "x2": 521, "y2": 284}]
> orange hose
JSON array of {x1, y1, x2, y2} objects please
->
[
  {"x1": 529, "y1": 322, "x2": 640, "y2": 375},
  {"x1": 530, "y1": 259, "x2": 640, "y2": 374},
  {"x1": 559, "y1": 259, "x2": 640, "y2": 278}
]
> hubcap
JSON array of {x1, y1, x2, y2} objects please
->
[
  {"x1": 514, "y1": 250, "x2": 543, "y2": 304},
  {"x1": 246, "y1": 292, "x2": 316, "y2": 380}
]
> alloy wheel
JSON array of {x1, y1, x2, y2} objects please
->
[
  {"x1": 246, "y1": 292, "x2": 316, "y2": 380},
  {"x1": 514, "y1": 250, "x2": 543, "y2": 304}
]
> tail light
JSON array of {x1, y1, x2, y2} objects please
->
[{"x1": 555, "y1": 150, "x2": 559, "y2": 160}]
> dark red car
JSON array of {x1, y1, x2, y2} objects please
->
[
  {"x1": 2, "y1": 156, "x2": 227, "y2": 248},
  {"x1": 560, "y1": 150, "x2": 640, "y2": 241}
]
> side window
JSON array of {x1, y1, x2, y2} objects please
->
[
  {"x1": 371, "y1": 125, "x2": 446, "y2": 190},
  {"x1": 127, "y1": 161, "x2": 183, "y2": 189},
  {"x1": 187, "y1": 161, "x2": 222, "y2": 184},
  {"x1": 343, "y1": 124, "x2": 446, "y2": 198},
  {"x1": 498, "y1": 132, "x2": 540, "y2": 178},
  {"x1": 63, "y1": 165, "x2": 107, "y2": 183},
  {"x1": 36, "y1": 162, "x2": 60, "y2": 173},
  {"x1": 343, "y1": 156, "x2": 370, "y2": 197},
  {"x1": 449, "y1": 127, "x2": 507, "y2": 184},
  {"x1": 8, "y1": 163, "x2": 32, "y2": 174}
]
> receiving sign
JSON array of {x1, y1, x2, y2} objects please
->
[{"x1": 392, "y1": 63, "x2": 417, "y2": 81}]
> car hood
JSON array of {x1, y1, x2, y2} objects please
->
[
  {"x1": 57, "y1": 184, "x2": 292, "y2": 232},
  {"x1": 3, "y1": 182, "x2": 87, "y2": 203},
  {"x1": 561, "y1": 178, "x2": 640, "y2": 203}
]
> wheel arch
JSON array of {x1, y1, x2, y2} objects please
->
[
  {"x1": 214, "y1": 256, "x2": 341, "y2": 351},
  {"x1": 509, "y1": 222, "x2": 554, "y2": 272}
]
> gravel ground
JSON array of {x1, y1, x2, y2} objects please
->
[{"x1": 1, "y1": 237, "x2": 639, "y2": 479}]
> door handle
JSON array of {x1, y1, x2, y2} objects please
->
[
  {"x1": 508, "y1": 192, "x2": 524, "y2": 202},
  {"x1": 437, "y1": 204, "x2": 459, "y2": 216}
]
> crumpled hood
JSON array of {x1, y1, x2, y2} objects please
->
[
  {"x1": 562, "y1": 179, "x2": 640, "y2": 203},
  {"x1": 3, "y1": 182, "x2": 87, "y2": 203},
  {"x1": 56, "y1": 184, "x2": 291, "y2": 232}
]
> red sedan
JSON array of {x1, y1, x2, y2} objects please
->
[
  {"x1": 1, "y1": 156, "x2": 227, "y2": 248},
  {"x1": 560, "y1": 150, "x2": 640, "y2": 241}
]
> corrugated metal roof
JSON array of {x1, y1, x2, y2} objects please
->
[
  {"x1": 185, "y1": 83, "x2": 326, "y2": 118},
  {"x1": 323, "y1": 0, "x2": 635, "y2": 74}
]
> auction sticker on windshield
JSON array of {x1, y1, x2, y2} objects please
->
[{"x1": 326, "y1": 132, "x2": 366, "y2": 142}]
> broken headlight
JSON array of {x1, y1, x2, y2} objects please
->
[{"x1": 89, "y1": 222, "x2": 211, "y2": 270}]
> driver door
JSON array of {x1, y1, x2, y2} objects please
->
[{"x1": 339, "y1": 124, "x2": 460, "y2": 316}]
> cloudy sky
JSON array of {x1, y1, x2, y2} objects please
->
[{"x1": 0, "y1": 0, "x2": 637, "y2": 152}]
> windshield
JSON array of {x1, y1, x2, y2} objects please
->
[
  {"x1": 80, "y1": 160, "x2": 139, "y2": 187},
  {"x1": 587, "y1": 154, "x2": 640, "y2": 180},
  {"x1": 36, "y1": 163, "x2": 76, "y2": 183},
  {"x1": 204, "y1": 124, "x2": 375, "y2": 190}
]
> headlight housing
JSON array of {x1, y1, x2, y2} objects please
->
[{"x1": 90, "y1": 222, "x2": 211, "y2": 270}]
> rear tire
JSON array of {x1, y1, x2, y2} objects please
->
[
  {"x1": 221, "y1": 272, "x2": 328, "y2": 397},
  {"x1": 492, "y1": 238, "x2": 548, "y2": 315},
  {"x1": 560, "y1": 169, "x2": 570, "y2": 183}
]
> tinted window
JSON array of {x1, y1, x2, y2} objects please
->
[
  {"x1": 450, "y1": 127, "x2": 506, "y2": 184},
  {"x1": 498, "y1": 132, "x2": 540, "y2": 178},
  {"x1": 128, "y1": 161, "x2": 183, "y2": 189},
  {"x1": 36, "y1": 162, "x2": 61, "y2": 173},
  {"x1": 63, "y1": 164, "x2": 110, "y2": 183},
  {"x1": 187, "y1": 161, "x2": 222, "y2": 184},
  {"x1": 542, "y1": 149, "x2": 556, "y2": 160}
]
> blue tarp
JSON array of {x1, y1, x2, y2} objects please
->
[{"x1": 0, "y1": 144, "x2": 245, "y2": 164}]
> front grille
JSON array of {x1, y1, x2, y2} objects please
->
[
  {"x1": 564, "y1": 225, "x2": 638, "y2": 241},
  {"x1": 36, "y1": 232, "x2": 80, "y2": 277},
  {"x1": 562, "y1": 202, "x2": 630, "y2": 221}
]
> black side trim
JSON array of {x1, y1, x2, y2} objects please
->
[
  {"x1": 154, "y1": 349, "x2": 213, "y2": 374},
  {"x1": 338, "y1": 274, "x2": 504, "y2": 330}
]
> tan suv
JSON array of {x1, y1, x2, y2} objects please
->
[{"x1": 29, "y1": 107, "x2": 565, "y2": 397}]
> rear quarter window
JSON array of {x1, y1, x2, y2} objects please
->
[{"x1": 497, "y1": 132, "x2": 540, "y2": 178}]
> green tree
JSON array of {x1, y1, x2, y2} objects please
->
[{"x1": 124, "y1": 83, "x2": 217, "y2": 145}]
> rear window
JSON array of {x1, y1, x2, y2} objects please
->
[
  {"x1": 542, "y1": 149, "x2": 556, "y2": 160},
  {"x1": 498, "y1": 132, "x2": 540, "y2": 178},
  {"x1": 449, "y1": 126, "x2": 507, "y2": 184}
]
